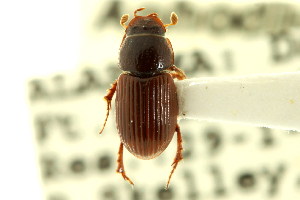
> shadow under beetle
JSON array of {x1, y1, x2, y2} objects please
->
[{"x1": 100, "y1": 8, "x2": 186, "y2": 189}]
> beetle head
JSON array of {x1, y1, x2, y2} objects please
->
[{"x1": 120, "y1": 8, "x2": 178, "y2": 36}]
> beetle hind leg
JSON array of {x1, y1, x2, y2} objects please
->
[
  {"x1": 99, "y1": 80, "x2": 117, "y2": 134},
  {"x1": 116, "y1": 143, "x2": 134, "y2": 186},
  {"x1": 166, "y1": 124, "x2": 183, "y2": 189}
]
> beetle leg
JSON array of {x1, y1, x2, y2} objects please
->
[
  {"x1": 166, "y1": 124, "x2": 183, "y2": 189},
  {"x1": 116, "y1": 143, "x2": 134, "y2": 186},
  {"x1": 167, "y1": 65, "x2": 187, "y2": 80},
  {"x1": 99, "y1": 80, "x2": 117, "y2": 134}
]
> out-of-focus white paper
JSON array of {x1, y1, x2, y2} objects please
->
[{"x1": 27, "y1": 1, "x2": 300, "y2": 200}]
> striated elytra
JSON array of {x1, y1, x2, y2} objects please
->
[
  {"x1": 116, "y1": 73, "x2": 178, "y2": 160},
  {"x1": 99, "y1": 8, "x2": 187, "y2": 189}
]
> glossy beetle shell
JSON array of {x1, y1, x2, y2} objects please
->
[
  {"x1": 119, "y1": 35, "x2": 174, "y2": 77},
  {"x1": 115, "y1": 73, "x2": 178, "y2": 159}
]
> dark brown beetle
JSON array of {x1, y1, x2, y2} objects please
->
[{"x1": 100, "y1": 8, "x2": 186, "y2": 188}]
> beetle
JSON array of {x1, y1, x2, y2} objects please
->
[{"x1": 99, "y1": 8, "x2": 186, "y2": 188}]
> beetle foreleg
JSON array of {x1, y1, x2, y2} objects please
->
[
  {"x1": 166, "y1": 124, "x2": 183, "y2": 189},
  {"x1": 167, "y1": 65, "x2": 187, "y2": 80},
  {"x1": 99, "y1": 80, "x2": 117, "y2": 134},
  {"x1": 116, "y1": 143, "x2": 134, "y2": 186}
]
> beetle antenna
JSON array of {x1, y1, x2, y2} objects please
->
[
  {"x1": 120, "y1": 14, "x2": 129, "y2": 29},
  {"x1": 134, "y1": 7, "x2": 146, "y2": 17},
  {"x1": 164, "y1": 12, "x2": 178, "y2": 27}
]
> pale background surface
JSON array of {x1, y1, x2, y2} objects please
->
[{"x1": 2, "y1": 0, "x2": 300, "y2": 200}]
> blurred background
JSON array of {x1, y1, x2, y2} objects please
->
[{"x1": 2, "y1": 0, "x2": 300, "y2": 199}]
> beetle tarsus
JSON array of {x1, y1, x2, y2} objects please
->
[
  {"x1": 167, "y1": 65, "x2": 187, "y2": 80},
  {"x1": 99, "y1": 80, "x2": 117, "y2": 134},
  {"x1": 116, "y1": 143, "x2": 135, "y2": 186},
  {"x1": 165, "y1": 124, "x2": 183, "y2": 189},
  {"x1": 120, "y1": 171, "x2": 135, "y2": 186}
]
